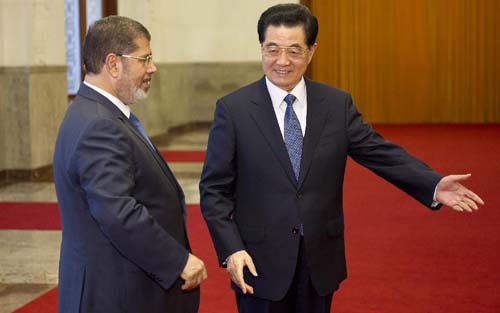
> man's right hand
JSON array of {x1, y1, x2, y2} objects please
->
[
  {"x1": 227, "y1": 250, "x2": 258, "y2": 294},
  {"x1": 180, "y1": 253, "x2": 208, "y2": 290}
]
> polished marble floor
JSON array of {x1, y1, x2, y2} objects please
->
[{"x1": 0, "y1": 128, "x2": 209, "y2": 312}]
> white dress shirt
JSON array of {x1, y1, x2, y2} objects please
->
[
  {"x1": 266, "y1": 76, "x2": 307, "y2": 138},
  {"x1": 83, "y1": 81, "x2": 131, "y2": 118}
]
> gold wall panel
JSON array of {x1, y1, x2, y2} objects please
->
[{"x1": 309, "y1": 0, "x2": 499, "y2": 123}]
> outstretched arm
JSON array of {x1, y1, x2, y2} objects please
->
[{"x1": 435, "y1": 174, "x2": 484, "y2": 212}]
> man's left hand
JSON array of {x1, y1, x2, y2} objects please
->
[{"x1": 436, "y1": 174, "x2": 484, "y2": 212}]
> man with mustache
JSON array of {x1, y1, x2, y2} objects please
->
[{"x1": 53, "y1": 16, "x2": 206, "y2": 313}]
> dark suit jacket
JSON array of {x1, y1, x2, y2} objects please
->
[
  {"x1": 199, "y1": 77, "x2": 442, "y2": 301},
  {"x1": 53, "y1": 84, "x2": 198, "y2": 313}
]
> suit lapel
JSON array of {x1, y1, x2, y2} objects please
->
[
  {"x1": 78, "y1": 84, "x2": 186, "y2": 202},
  {"x1": 298, "y1": 78, "x2": 329, "y2": 188},
  {"x1": 121, "y1": 117, "x2": 186, "y2": 203},
  {"x1": 248, "y1": 78, "x2": 298, "y2": 186}
]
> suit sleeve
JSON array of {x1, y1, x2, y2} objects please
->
[
  {"x1": 199, "y1": 100, "x2": 246, "y2": 264},
  {"x1": 74, "y1": 118, "x2": 189, "y2": 290},
  {"x1": 344, "y1": 95, "x2": 443, "y2": 208}
]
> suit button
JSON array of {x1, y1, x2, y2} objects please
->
[
  {"x1": 296, "y1": 193, "x2": 302, "y2": 198},
  {"x1": 292, "y1": 227, "x2": 299, "y2": 234}
]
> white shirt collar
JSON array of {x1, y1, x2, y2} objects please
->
[
  {"x1": 265, "y1": 76, "x2": 307, "y2": 137},
  {"x1": 83, "y1": 81, "x2": 131, "y2": 118},
  {"x1": 265, "y1": 76, "x2": 307, "y2": 110}
]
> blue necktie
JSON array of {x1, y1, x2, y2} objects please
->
[
  {"x1": 129, "y1": 113, "x2": 154, "y2": 148},
  {"x1": 284, "y1": 94, "x2": 303, "y2": 181}
]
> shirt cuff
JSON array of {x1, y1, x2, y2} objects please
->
[{"x1": 432, "y1": 184, "x2": 440, "y2": 208}]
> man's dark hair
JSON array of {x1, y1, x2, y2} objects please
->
[
  {"x1": 257, "y1": 3, "x2": 318, "y2": 47},
  {"x1": 83, "y1": 16, "x2": 151, "y2": 74}
]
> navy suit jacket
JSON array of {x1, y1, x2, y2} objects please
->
[
  {"x1": 199, "y1": 77, "x2": 442, "y2": 300},
  {"x1": 53, "y1": 84, "x2": 198, "y2": 312}
]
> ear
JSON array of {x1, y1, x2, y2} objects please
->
[
  {"x1": 103, "y1": 53, "x2": 122, "y2": 78},
  {"x1": 307, "y1": 42, "x2": 318, "y2": 65}
]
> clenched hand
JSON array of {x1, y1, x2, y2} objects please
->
[{"x1": 180, "y1": 253, "x2": 208, "y2": 290}]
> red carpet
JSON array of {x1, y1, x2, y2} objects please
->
[
  {"x1": 160, "y1": 150, "x2": 206, "y2": 162},
  {"x1": 333, "y1": 124, "x2": 500, "y2": 313},
  {"x1": 13, "y1": 288, "x2": 58, "y2": 313},
  {"x1": 0, "y1": 202, "x2": 60, "y2": 230},
  {"x1": 5, "y1": 125, "x2": 500, "y2": 312},
  {"x1": 10, "y1": 204, "x2": 235, "y2": 313}
]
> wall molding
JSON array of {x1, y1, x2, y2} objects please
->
[{"x1": 0, "y1": 165, "x2": 53, "y2": 187}]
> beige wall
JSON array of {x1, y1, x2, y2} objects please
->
[
  {"x1": 0, "y1": 0, "x2": 66, "y2": 66},
  {"x1": 118, "y1": 0, "x2": 297, "y2": 136},
  {"x1": 0, "y1": 67, "x2": 67, "y2": 170},
  {"x1": 0, "y1": 0, "x2": 298, "y2": 173},
  {"x1": 0, "y1": 0, "x2": 66, "y2": 172},
  {"x1": 119, "y1": 0, "x2": 297, "y2": 63},
  {"x1": 130, "y1": 62, "x2": 263, "y2": 136}
]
